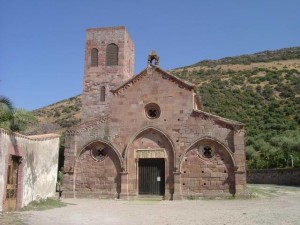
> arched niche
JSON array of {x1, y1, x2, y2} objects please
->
[
  {"x1": 74, "y1": 140, "x2": 122, "y2": 198},
  {"x1": 180, "y1": 137, "x2": 236, "y2": 196}
]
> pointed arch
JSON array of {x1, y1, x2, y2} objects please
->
[
  {"x1": 91, "y1": 48, "x2": 98, "y2": 67},
  {"x1": 124, "y1": 126, "x2": 176, "y2": 171},
  {"x1": 76, "y1": 138, "x2": 123, "y2": 168},
  {"x1": 106, "y1": 43, "x2": 118, "y2": 66},
  {"x1": 178, "y1": 135, "x2": 236, "y2": 172},
  {"x1": 73, "y1": 138, "x2": 123, "y2": 198}
]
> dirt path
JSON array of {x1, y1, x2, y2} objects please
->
[{"x1": 1, "y1": 185, "x2": 300, "y2": 225}]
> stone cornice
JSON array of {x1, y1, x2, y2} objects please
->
[
  {"x1": 66, "y1": 116, "x2": 109, "y2": 135},
  {"x1": 155, "y1": 66, "x2": 196, "y2": 90},
  {"x1": 87, "y1": 26, "x2": 126, "y2": 32},
  {"x1": 192, "y1": 109, "x2": 244, "y2": 128},
  {"x1": 110, "y1": 69, "x2": 148, "y2": 95}
]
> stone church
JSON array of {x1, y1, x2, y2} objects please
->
[{"x1": 63, "y1": 26, "x2": 246, "y2": 200}]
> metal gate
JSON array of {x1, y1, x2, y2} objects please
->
[
  {"x1": 138, "y1": 158, "x2": 165, "y2": 195},
  {"x1": 4, "y1": 155, "x2": 20, "y2": 211}
]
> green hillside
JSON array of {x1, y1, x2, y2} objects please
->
[
  {"x1": 172, "y1": 48, "x2": 300, "y2": 169},
  {"x1": 187, "y1": 47, "x2": 300, "y2": 67},
  {"x1": 27, "y1": 47, "x2": 300, "y2": 169}
]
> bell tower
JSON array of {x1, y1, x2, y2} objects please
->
[{"x1": 81, "y1": 26, "x2": 135, "y2": 122}]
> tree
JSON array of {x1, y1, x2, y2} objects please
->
[
  {"x1": 0, "y1": 96, "x2": 14, "y2": 123},
  {"x1": 0, "y1": 95, "x2": 36, "y2": 132}
]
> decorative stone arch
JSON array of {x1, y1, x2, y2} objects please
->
[
  {"x1": 123, "y1": 126, "x2": 176, "y2": 172},
  {"x1": 75, "y1": 138, "x2": 124, "y2": 169},
  {"x1": 123, "y1": 126, "x2": 176, "y2": 198},
  {"x1": 72, "y1": 138, "x2": 124, "y2": 198},
  {"x1": 179, "y1": 135, "x2": 236, "y2": 172}
]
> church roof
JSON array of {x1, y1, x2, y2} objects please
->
[
  {"x1": 111, "y1": 66, "x2": 196, "y2": 94},
  {"x1": 192, "y1": 109, "x2": 244, "y2": 127}
]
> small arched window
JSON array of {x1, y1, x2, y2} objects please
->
[
  {"x1": 100, "y1": 86, "x2": 106, "y2": 102},
  {"x1": 106, "y1": 44, "x2": 118, "y2": 66},
  {"x1": 91, "y1": 48, "x2": 98, "y2": 67}
]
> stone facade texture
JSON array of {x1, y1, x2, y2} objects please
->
[
  {"x1": 82, "y1": 26, "x2": 134, "y2": 121},
  {"x1": 63, "y1": 26, "x2": 247, "y2": 200}
]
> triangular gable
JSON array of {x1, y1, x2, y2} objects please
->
[{"x1": 111, "y1": 66, "x2": 196, "y2": 95}]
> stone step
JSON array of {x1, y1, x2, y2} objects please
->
[{"x1": 136, "y1": 195, "x2": 164, "y2": 201}]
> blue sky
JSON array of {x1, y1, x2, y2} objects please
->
[{"x1": 1, "y1": 0, "x2": 300, "y2": 110}]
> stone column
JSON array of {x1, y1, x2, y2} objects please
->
[
  {"x1": 62, "y1": 148, "x2": 76, "y2": 198},
  {"x1": 172, "y1": 171, "x2": 182, "y2": 200},
  {"x1": 120, "y1": 172, "x2": 129, "y2": 200},
  {"x1": 233, "y1": 126, "x2": 247, "y2": 196},
  {"x1": 235, "y1": 171, "x2": 246, "y2": 195}
]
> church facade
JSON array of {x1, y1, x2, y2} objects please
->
[{"x1": 63, "y1": 26, "x2": 246, "y2": 200}]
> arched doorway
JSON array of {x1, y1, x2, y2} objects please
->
[{"x1": 125, "y1": 127, "x2": 175, "y2": 198}]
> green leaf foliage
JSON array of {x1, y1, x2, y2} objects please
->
[
  {"x1": 0, "y1": 95, "x2": 14, "y2": 123},
  {"x1": 0, "y1": 96, "x2": 37, "y2": 132},
  {"x1": 173, "y1": 53, "x2": 300, "y2": 169}
]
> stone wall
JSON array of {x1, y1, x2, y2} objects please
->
[
  {"x1": 64, "y1": 67, "x2": 247, "y2": 199},
  {"x1": 74, "y1": 145, "x2": 121, "y2": 198},
  {"x1": 0, "y1": 129, "x2": 60, "y2": 211},
  {"x1": 247, "y1": 168, "x2": 300, "y2": 185},
  {"x1": 181, "y1": 140, "x2": 235, "y2": 197}
]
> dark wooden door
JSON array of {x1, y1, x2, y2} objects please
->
[
  {"x1": 139, "y1": 158, "x2": 165, "y2": 195},
  {"x1": 4, "y1": 155, "x2": 20, "y2": 211}
]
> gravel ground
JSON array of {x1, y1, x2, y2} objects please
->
[{"x1": 1, "y1": 184, "x2": 300, "y2": 225}]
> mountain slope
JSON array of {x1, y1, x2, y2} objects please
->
[
  {"x1": 187, "y1": 47, "x2": 300, "y2": 67},
  {"x1": 172, "y1": 59, "x2": 300, "y2": 137},
  {"x1": 26, "y1": 95, "x2": 81, "y2": 135},
  {"x1": 26, "y1": 47, "x2": 300, "y2": 169}
]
